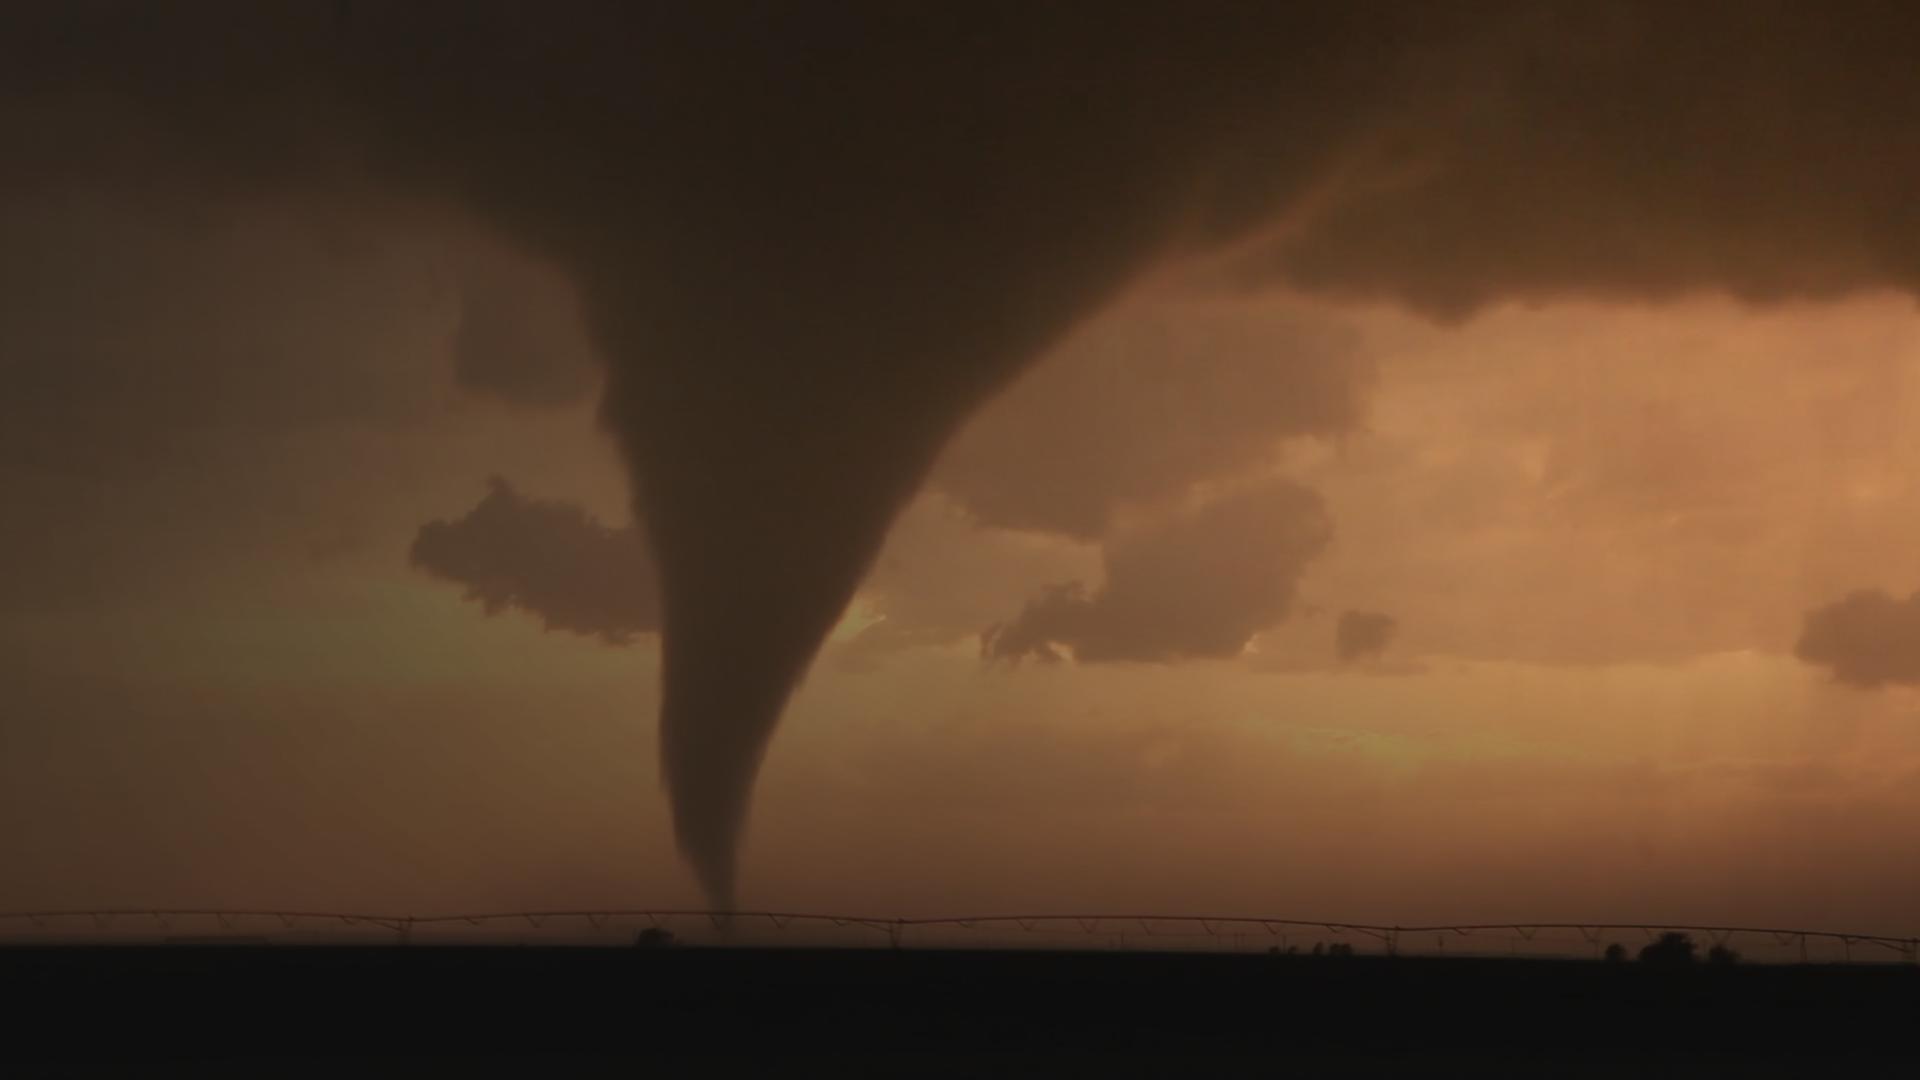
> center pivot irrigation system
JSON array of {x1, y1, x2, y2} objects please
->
[{"x1": 2, "y1": 910, "x2": 1917, "y2": 963}]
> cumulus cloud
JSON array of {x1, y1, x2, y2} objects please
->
[
  {"x1": 983, "y1": 479, "x2": 1331, "y2": 664},
  {"x1": 1794, "y1": 589, "x2": 1920, "y2": 688},
  {"x1": 411, "y1": 478, "x2": 659, "y2": 644},
  {"x1": 1335, "y1": 610, "x2": 1396, "y2": 664},
  {"x1": 936, "y1": 297, "x2": 1370, "y2": 539}
]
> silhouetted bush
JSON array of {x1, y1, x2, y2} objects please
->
[
  {"x1": 1638, "y1": 932, "x2": 1696, "y2": 967},
  {"x1": 1603, "y1": 943, "x2": 1628, "y2": 964},
  {"x1": 634, "y1": 927, "x2": 677, "y2": 949},
  {"x1": 1326, "y1": 942, "x2": 1355, "y2": 958},
  {"x1": 1707, "y1": 943, "x2": 1740, "y2": 965}
]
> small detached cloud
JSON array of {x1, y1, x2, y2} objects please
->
[
  {"x1": 410, "y1": 477, "x2": 659, "y2": 644},
  {"x1": 1795, "y1": 589, "x2": 1920, "y2": 688},
  {"x1": 983, "y1": 478, "x2": 1331, "y2": 664},
  {"x1": 1335, "y1": 609, "x2": 1396, "y2": 664}
]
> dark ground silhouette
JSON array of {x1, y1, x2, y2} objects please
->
[{"x1": 2, "y1": 946, "x2": 1914, "y2": 1075}]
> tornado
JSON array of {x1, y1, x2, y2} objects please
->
[
  {"x1": 538, "y1": 7, "x2": 1393, "y2": 907},
  {"x1": 293, "y1": 2, "x2": 1388, "y2": 907}
]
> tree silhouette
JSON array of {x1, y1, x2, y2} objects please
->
[
  {"x1": 634, "y1": 927, "x2": 677, "y2": 949},
  {"x1": 1603, "y1": 943, "x2": 1628, "y2": 964},
  {"x1": 1707, "y1": 943, "x2": 1740, "y2": 965},
  {"x1": 1638, "y1": 932, "x2": 1697, "y2": 967}
]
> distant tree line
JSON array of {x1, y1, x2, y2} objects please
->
[
  {"x1": 1262, "y1": 931, "x2": 1742, "y2": 964},
  {"x1": 1267, "y1": 941, "x2": 1357, "y2": 958},
  {"x1": 1607, "y1": 932, "x2": 1738, "y2": 966}
]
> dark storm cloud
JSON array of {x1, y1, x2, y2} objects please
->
[
  {"x1": 1794, "y1": 589, "x2": 1920, "y2": 688},
  {"x1": 984, "y1": 480, "x2": 1331, "y2": 664},
  {"x1": 1335, "y1": 610, "x2": 1397, "y2": 664},
  {"x1": 411, "y1": 478, "x2": 659, "y2": 645},
  {"x1": 1252, "y1": 3, "x2": 1920, "y2": 315},
  {"x1": 17, "y1": 1, "x2": 1920, "y2": 903}
]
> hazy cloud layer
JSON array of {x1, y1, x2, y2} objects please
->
[
  {"x1": 937, "y1": 297, "x2": 1370, "y2": 539},
  {"x1": 1335, "y1": 610, "x2": 1397, "y2": 664},
  {"x1": 411, "y1": 478, "x2": 659, "y2": 644},
  {"x1": 984, "y1": 480, "x2": 1331, "y2": 664},
  {"x1": 1795, "y1": 590, "x2": 1920, "y2": 688}
]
